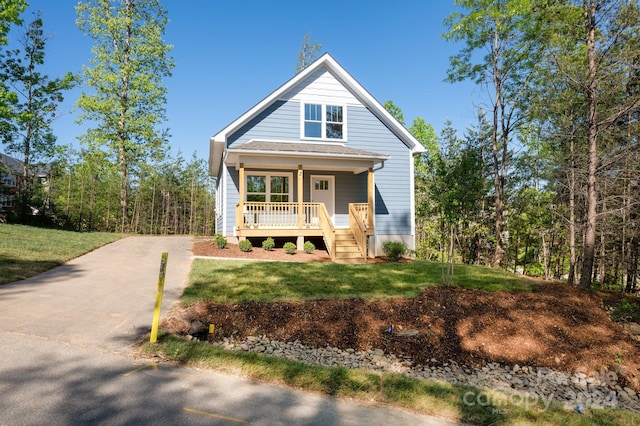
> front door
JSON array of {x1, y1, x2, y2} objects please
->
[{"x1": 310, "y1": 175, "x2": 335, "y2": 224}]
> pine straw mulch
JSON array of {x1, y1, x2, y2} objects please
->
[{"x1": 169, "y1": 240, "x2": 640, "y2": 390}]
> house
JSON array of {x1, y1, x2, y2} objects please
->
[
  {"x1": 209, "y1": 53, "x2": 424, "y2": 262},
  {"x1": 0, "y1": 152, "x2": 50, "y2": 215},
  {"x1": 0, "y1": 153, "x2": 21, "y2": 213}
]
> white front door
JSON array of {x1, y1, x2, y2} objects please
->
[{"x1": 310, "y1": 175, "x2": 335, "y2": 224}]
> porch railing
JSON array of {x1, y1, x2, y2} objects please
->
[
  {"x1": 350, "y1": 202, "x2": 372, "y2": 231},
  {"x1": 318, "y1": 203, "x2": 335, "y2": 258},
  {"x1": 237, "y1": 202, "x2": 323, "y2": 229}
]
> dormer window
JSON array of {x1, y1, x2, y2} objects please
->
[{"x1": 303, "y1": 103, "x2": 344, "y2": 140}]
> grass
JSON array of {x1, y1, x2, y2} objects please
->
[
  {"x1": 143, "y1": 334, "x2": 640, "y2": 425},
  {"x1": 0, "y1": 223, "x2": 123, "y2": 284},
  {"x1": 184, "y1": 258, "x2": 537, "y2": 304},
  {"x1": 170, "y1": 259, "x2": 640, "y2": 423}
]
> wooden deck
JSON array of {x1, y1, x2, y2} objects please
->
[{"x1": 235, "y1": 202, "x2": 372, "y2": 261}]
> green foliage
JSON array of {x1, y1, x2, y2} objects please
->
[
  {"x1": 75, "y1": 0, "x2": 175, "y2": 230},
  {"x1": 214, "y1": 234, "x2": 227, "y2": 249},
  {"x1": 0, "y1": 13, "x2": 75, "y2": 219},
  {"x1": 238, "y1": 239, "x2": 253, "y2": 252},
  {"x1": 381, "y1": 240, "x2": 408, "y2": 262},
  {"x1": 283, "y1": 241, "x2": 297, "y2": 254},
  {"x1": 383, "y1": 100, "x2": 405, "y2": 127},
  {"x1": 611, "y1": 299, "x2": 640, "y2": 323},
  {"x1": 262, "y1": 237, "x2": 275, "y2": 251},
  {"x1": 0, "y1": 0, "x2": 26, "y2": 47},
  {"x1": 303, "y1": 240, "x2": 315, "y2": 253}
]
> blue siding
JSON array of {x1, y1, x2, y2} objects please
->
[
  {"x1": 221, "y1": 100, "x2": 414, "y2": 241},
  {"x1": 228, "y1": 100, "x2": 299, "y2": 146},
  {"x1": 347, "y1": 105, "x2": 413, "y2": 236}
]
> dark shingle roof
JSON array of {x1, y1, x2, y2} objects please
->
[{"x1": 230, "y1": 140, "x2": 388, "y2": 159}]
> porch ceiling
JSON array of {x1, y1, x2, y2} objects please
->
[{"x1": 225, "y1": 140, "x2": 389, "y2": 174}]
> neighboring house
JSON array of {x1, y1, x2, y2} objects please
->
[
  {"x1": 0, "y1": 153, "x2": 21, "y2": 213},
  {"x1": 209, "y1": 53, "x2": 424, "y2": 262},
  {"x1": 0, "y1": 152, "x2": 50, "y2": 214}
]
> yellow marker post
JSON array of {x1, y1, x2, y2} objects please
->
[{"x1": 150, "y1": 252, "x2": 168, "y2": 343}]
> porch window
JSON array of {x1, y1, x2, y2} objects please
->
[
  {"x1": 303, "y1": 103, "x2": 344, "y2": 140},
  {"x1": 246, "y1": 172, "x2": 292, "y2": 202}
]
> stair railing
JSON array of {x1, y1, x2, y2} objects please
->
[
  {"x1": 349, "y1": 203, "x2": 368, "y2": 259},
  {"x1": 318, "y1": 203, "x2": 335, "y2": 259}
]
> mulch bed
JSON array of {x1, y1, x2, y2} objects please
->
[{"x1": 177, "y1": 240, "x2": 640, "y2": 391}]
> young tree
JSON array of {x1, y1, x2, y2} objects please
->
[
  {"x1": 76, "y1": 0, "x2": 174, "y2": 232},
  {"x1": 443, "y1": 0, "x2": 540, "y2": 267},
  {"x1": 0, "y1": 0, "x2": 27, "y2": 130},
  {"x1": 295, "y1": 31, "x2": 321, "y2": 73},
  {"x1": 0, "y1": 12, "x2": 75, "y2": 217}
]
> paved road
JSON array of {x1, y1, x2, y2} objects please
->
[{"x1": 0, "y1": 236, "x2": 459, "y2": 425}]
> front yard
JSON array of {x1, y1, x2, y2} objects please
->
[{"x1": 147, "y1": 255, "x2": 640, "y2": 425}]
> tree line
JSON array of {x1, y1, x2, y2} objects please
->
[
  {"x1": 384, "y1": 0, "x2": 638, "y2": 292},
  {"x1": 1, "y1": 0, "x2": 214, "y2": 235}
]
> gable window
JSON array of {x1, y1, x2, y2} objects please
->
[
  {"x1": 246, "y1": 172, "x2": 292, "y2": 202},
  {"x1": 303, "y1": 103, "x2": 344, "y2": 140}
]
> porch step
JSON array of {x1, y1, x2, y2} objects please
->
[{"x1": 334, "y1": 229, "x2": 366, "y2": 263}]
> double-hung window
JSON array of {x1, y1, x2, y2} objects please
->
[
  {"x1": 246, "y1": 172, "x2": 292, "y2": 202},
  {"x1": 303, "y1": 103, "x2": 344, "y2": 140}
]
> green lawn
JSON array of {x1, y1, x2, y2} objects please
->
[
  {"x1": 184, "y1": 258, "x2": 537, "y2": 304},
  {"x1": 0, "y1": 223, "x2": 123, "y2": 284}
]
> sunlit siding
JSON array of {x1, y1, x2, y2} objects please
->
[
  {"x1": 347, "y1": 105, "x2": 412, "y2": 236},
  {"x1": 227, "y1": 100, "x2": 299, "y2": 147},
  {"x1": 224, "y1": 100, "x2": 301, "y2": 234},
  {"x1": 283, "y1": 68, "x2": 360, "y2": 106},
  {"x1": 219, "y1": 92, "x2": 414, "y2": 240}
]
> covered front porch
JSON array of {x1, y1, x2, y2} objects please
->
[{"x1": 225, "y1": 140, "x2": 387, "y2": 262}]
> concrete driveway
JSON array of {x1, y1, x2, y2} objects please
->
[
  {"x1": 0, "y1": 236, "x2": 459, "y2": 425},
  {"x1": 0, "y1": 236, "x2": 193, "y2": 355}
]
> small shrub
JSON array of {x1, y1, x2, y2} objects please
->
[
  {"x1": 214, "y1": 234, "x2": 227, "y2": 249},
  {"x1": 303, "y1": 240, "x2": 315, "y2": 253},
  {"x1": 611, "y1": 298, "x2": 639, "y2": 322},
  {"x1": 262, "y1": 237, "x2": 275, "y2": 251},
  {"x1": 382, "y1": 240, "x2": 407, "y2": 262},
  {"x1": 283, "y1": 242, "x2": 297, "y2": 255},
  {"x1": 238, "y1": 239, "x2": 253, "y2": 252}
]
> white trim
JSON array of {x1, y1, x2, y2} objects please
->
[
  {"x1": 299, "y1": 102, "x2": 348, "y2": 142},
  {"x1": 245, "y1": 171, "x2": 294, "y2": 202},
  {"x1": 222, "y1": 164, "x2": 228, "y2": 236},
  {"x1": 408, "y1": 150, "x2": 417, "y2": 250},
  {"x1": 310, "y1": 174, "x2": 335, "y2": 224}
]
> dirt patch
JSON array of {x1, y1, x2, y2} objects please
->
[{"x1": 178, "y1": 241, "x2": 640, "y2": 391}]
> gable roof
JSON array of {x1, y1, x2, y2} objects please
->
[{"x1": 209, "y1": 53, "x2": 424, "y2": 176}]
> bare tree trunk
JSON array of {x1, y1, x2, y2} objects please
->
[
  {"x1": 579, "y1": 0, "x2": 598, "y2": 291},
  {"x1": 568, "y1": 119, "x2": 577, "y2": 285},
  {"x1": 150, "y1": 179, "x2": 156, "y2": 234}
]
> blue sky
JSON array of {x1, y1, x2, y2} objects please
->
[{"x1": 4, "y1": 0, "x2": 481, "y2": 163}]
